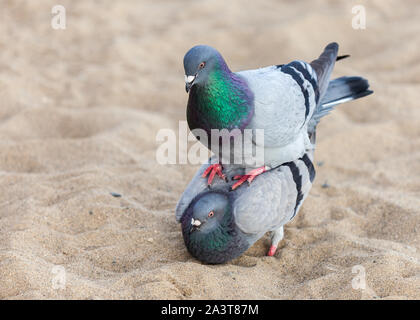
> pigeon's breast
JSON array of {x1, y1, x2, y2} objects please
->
[{"x1": 186, "y1": 80, "x2": 254, "y2": 151}]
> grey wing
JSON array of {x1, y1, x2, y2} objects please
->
[
  {"x1": 233, "y1": 152, "x2": 315, "y2": 235},
  {"x1": 239, "y1": 61, "x2": 319, "y2": 148}
]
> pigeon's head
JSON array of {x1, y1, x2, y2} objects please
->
[
  {"x1": 188, "y1": 192, "x2": 230, "y2": 234},
  {"x1": 183, "y1": 45, "x2": 227, "y2": 93},
  {"x1": 181, "y1": 190, "x2": 248, "y2": 264}
]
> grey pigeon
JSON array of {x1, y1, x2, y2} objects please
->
[
  {"x1": 176, "y1": 73, "x2": 373, "y2": 264},
  {"x1": 183, "y1": 42, "x2": 372, "y2": 189}
]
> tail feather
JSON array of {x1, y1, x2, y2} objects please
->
[
  {"x1": 336, "y1": 54, "x2": 350, "y2": 61},
  {"x1": 308, "y1": 76, "x2": 373, "y2": 141},
  {"x1": 322, "y1": 76, "x2": 371, "y2": 107},
  {"x1": 310, "y1": 42, "x2": 339, "y2": 100}
]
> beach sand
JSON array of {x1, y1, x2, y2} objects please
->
[{"x1": 0, "y1": 0, "x2": 419, "y2": 299}]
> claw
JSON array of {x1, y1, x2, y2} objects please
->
[
  {"x1": 267, "y1": 245, "x2": 277, "y2": 256},
  {"x1": 202, "y1": 163, "x2": 226, "y2": 185},
  {"x1": 231, "y1": 166, "x2": 269, "y2": 190}
]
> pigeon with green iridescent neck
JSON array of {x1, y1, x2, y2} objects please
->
[
  {"x1": 176, "y1": 75, "x2": 373, "y2": 264},
  {"x1": 183, "y1": 42, "x2": 369, "y2": 189},
  {"x1": 176, "y1": 153, "x2": 315, "y2": 263}
]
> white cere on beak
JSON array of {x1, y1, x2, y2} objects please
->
[
  {"x1": 191, "y1": 218, "x2": 201, "y2": 227},
  {"x1": 185, "y1": 75, "x2": 196, "y2": 84}
]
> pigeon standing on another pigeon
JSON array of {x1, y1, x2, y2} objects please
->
[
  {"x1": 183, "y1": 43, "x2": 371, "y2": 189},
  {"x1": 176, "y1": 71, "x2": 373, "y2": 264},
  {"x1": 176, "y1": 153, "x2": 315, "y2": 264}
]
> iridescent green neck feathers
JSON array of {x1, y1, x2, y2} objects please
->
[{"x1": 187, "y1": 61, "x2": 254, "y2": 134}]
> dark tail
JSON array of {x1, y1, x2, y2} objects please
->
[
  {"x1": 308, "y1": 76, "x2": 373, "y2": 142},
  {"x1": 321, "y1": 76, "x2": 373, "y2": 108}
]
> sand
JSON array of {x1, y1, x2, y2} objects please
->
[{"x1": 0, "y1": 0, "x2": 419, "y2": 299}]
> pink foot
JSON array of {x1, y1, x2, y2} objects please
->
[
  {"x1": 267, "y1": 245, "x2": 277, "y2": 257},
  {"x1": 202, "y1": 163, "x2": 226, "y2": 185},
  {"x1": 231, "y1": 166, "x2": 269, "y2": 190}
]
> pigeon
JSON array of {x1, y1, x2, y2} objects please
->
[
  {"x1": 176, "y1": 74, "x2": 373, "y2": 264},
  {"x1": 183, "y1": 42, "x2": 372, "y2": 189},
  {"x1": 175, "y1": 154, "x2": 314, "y2": 264}
]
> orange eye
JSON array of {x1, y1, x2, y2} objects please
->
[
  {"x1": 208, "y1": 211, "x2": 214, "y2": 217},
  {"x1": 199, "y1": 62, "x2": 206, "y2": 69}
]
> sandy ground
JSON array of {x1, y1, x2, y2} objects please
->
[{"x1": 0, "y1": 0, "x2": 419, "y2": 299}]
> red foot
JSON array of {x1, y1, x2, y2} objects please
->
[
  {"x1": 202, "y1": 163, "x2": 226, "y2": 185},
  {"x1": 267, "y1": 245, "x2": 277, "y2": 257},
  {"x1": 231, "y1": 166, "x2": 269, "y2": 190}
]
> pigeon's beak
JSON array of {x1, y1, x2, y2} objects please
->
[
  {"x1": 185, "y1": 75, "x2": 196, "y2": 93},
  {"x1": 190, "y1": 218, "x2": 202, "y2": 233},
  {"x1": 191, "y1": 218, "x2": 202, "y2": 227}
]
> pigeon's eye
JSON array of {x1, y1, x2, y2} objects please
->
[
  {"x1": 199, "y1": 62, "x2": 206, "y2": 69},
  {"x1": 208, "y1": 211, "x2": 214, "y2": 218}
]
